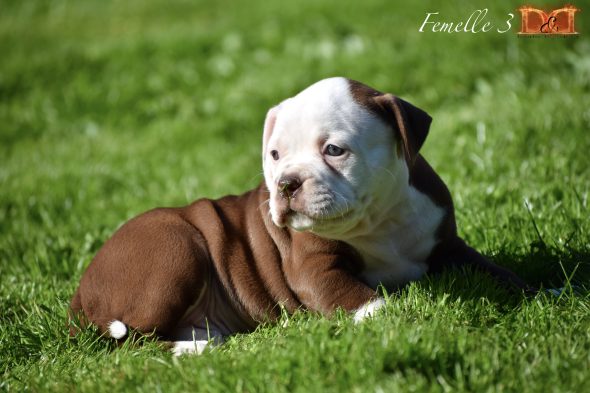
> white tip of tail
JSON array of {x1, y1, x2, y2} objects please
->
[{"x1": 108, "y1": 320, "x2": 128, "y2": 339}]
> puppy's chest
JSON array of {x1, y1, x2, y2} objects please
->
[{"x1": 353, "y1": 188, "x2": 446, "y2": 289}]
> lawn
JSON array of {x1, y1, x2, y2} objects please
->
[{"x1": 1, "y1": 0, "x2": 589, "y2": 391}]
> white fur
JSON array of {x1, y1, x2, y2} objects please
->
[
  {"x1": 108, "y1": 320, "x2": 127, "y2": 339},
  {"x1": 172, "y1": 340, "x2": 209, "y2": 356},
  {"x1": 262, "y1": 77, "x2": 444, "y2": 290},
  {"x1": 353, "y1": 298, "x2": 386, "y2": 323},
  {"x1": 263, "y1": 77, "x2": 392, "y2": 231},
  {"x1": 345, "y1": 183, "x2": 445, "y2": 288},
  {"x1": 546, "y1": 287, "x2": 579, "y2": 297},
  {"x1": 171, "y1": 327, "x2": 224, "y2": 356}
]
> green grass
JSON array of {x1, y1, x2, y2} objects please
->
[{"x1": 1, "y1": 0, "x2": 589, "y2": 391}]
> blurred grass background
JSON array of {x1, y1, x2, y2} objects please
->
[{"x1": 1, "y1": 0, "x2": 589, "y2": 391}]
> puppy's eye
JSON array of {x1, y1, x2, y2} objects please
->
[
  {"x1": 324, "y1": 144, "x2": 345, "y2": 157},
  {"x1": 270, "y1": 150, "x2": 280, "y2": 160}
]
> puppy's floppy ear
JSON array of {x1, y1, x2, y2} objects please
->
[
  {"x1": 262, "y1": 106, "x2": 278, "y2": 161},
  {"x1": 375, "y1": 94, "x2": 432, "y2": 166}
]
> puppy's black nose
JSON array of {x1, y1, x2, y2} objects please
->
[{"x1": 278, "y1": 176, "x2": 302, "y2": 198}]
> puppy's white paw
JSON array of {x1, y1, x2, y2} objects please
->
[
  {"x1": 170, "y1": 327, "x2": 225, "y2": 356},
  {"x1": 172, "y1": 340, "x2": 209, "y2": 356},
  {"x1": 547, "y1": 287, "x2": 565, "y2": 297},
  {"x1": 546, "y1": 286, "x2": 581, "y2": 296},
  {"x1": 353, "y1": 298, "x2": 386, "y2": 323}
]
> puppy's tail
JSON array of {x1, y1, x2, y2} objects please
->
[
  {"x1": 107, "y1": 320, "x2": 128, "y2": 340},
  {"x1": 68, "y1": 288, "x2": 129, "y2": 339}
]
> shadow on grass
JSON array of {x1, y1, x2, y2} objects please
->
[
  {"x1": 412, "y1": 244, "x2": 590, "y2": 309},
  {"x1": 492, "y1": 244, "x2": 590, "y2": 289}
]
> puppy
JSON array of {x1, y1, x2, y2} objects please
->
[{"x1": 70, "y1": 77, "x2": 531, "y2": 355}]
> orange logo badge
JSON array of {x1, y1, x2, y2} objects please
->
[{"x1": 518, "y1": 4, "x2": 580, "y2": 35}]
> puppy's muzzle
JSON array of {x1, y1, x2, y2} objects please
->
[{"x1": 278, "y1": 175, "x2": 302, "y2": 199}]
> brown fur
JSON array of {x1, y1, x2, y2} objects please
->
[
  {"x1": 70, "y1": 187, "x2": 376, "y2": 338},
  {"x1": 349, "y1": 79, "x2": 531, "y2": 290},
  {"x1": 70, "y1": 79, "x2": 532, "y2": 341}
]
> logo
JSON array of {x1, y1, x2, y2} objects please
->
[{"x1": 518, "y1": 4, "x2": 580, "y2": 35}]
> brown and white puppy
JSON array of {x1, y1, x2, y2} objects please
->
[{"x1": 70, "y1": 77, "x2": 531, "y2": 355}]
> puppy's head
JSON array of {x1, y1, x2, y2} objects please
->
[{"x1": 262, "y1": 77, "x2": 431, "y2": 238}]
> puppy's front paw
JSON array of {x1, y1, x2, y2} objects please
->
[{"x1": 353, "y1": 298, "x2": 386, "y2": 323}]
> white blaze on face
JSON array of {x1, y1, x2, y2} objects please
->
[{"x1": 262, "y1": 77, "x2": 406, "y2": 238}]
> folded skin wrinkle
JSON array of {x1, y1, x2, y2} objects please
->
[{"x1": 69, "y1": 77, "x2": 533, "y2": 355}]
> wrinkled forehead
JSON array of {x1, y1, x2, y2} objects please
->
[{"x1": 274, "y1": 78, "x2": 383, "y2": 138}]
